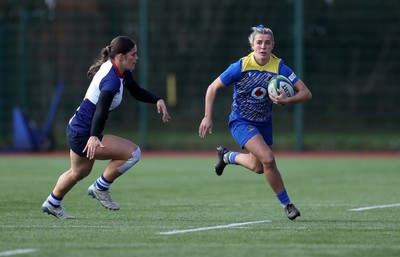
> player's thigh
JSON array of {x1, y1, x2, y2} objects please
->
[
  {"x1": 244, "y1": 134, "x2": 274, "y2": 162},
  {"x1": 70, "y1": 149, "x2": 95, "y2": 177},
  {"x1": 96, "y1": 135, "x2": 138, "y2": 160}
]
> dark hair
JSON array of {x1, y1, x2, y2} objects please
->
[{"x1": 87, "y1": 36, "x2": 136, "y2": 78}]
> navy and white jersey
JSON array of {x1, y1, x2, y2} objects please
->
[
  {"x1": 220, "y1": 52, "x2": 299, "y2": 123},
  {"x1": 68, "y1": 60, "x2": 124, "y2": 135}
]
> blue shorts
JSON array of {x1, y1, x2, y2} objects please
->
[
  {"x1": 66, "y1": 125, "x2": 103, "y2": 157},
  {"x1": 228, "y1": 115, "x2": 273, "y2": 149}
]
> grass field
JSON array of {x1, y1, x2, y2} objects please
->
[{"x1": 0, "y1": 153, "x2": 399, "y2": 257}]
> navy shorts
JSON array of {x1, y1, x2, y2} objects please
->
[
  {"x1": 66, "y1": 125, "x2": 103, "y2": 157},
  {"x1": 228, "y1": 116, "x2": 273, "y2": 149}
]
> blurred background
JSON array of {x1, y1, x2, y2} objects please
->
[{"x1": 0, "y1": 0, "x2": 399, "y2": 152}]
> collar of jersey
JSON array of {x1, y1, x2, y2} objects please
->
[{"x1": 111, "y1": 60, "x2": 124, "y2": 78}]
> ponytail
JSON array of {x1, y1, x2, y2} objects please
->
[
  {"x1": 87, "y1": 36, "x2": 136, "y2": 79},
  {"x1": 87, "y1": 46, "x2": 110, "y2": 78}
]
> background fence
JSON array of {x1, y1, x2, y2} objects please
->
[{"x1": 0, "y1": 0, "x2": 399, "y2": 151}]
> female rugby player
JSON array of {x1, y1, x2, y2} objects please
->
[
  {"x1": 199, "y1": 25, "x2": 312, "y2": 220},
  {"x1": 42, "y1": 36, "x2": 170, "y2": 219}
]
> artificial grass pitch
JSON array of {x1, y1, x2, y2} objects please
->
[{"x1": 0, "y1": 154, "x2": 399, "y2": 257}]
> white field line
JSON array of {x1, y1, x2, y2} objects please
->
[
  {"x1": 1, "y1": 225, "x2": 115, "y2": 229},
  {"x1": 349, "y1": 203, "x2": 400, "y2": 211},
  {"x1": 0, "y1": 249, "x2": 36, "y2": 256},
  {"x1": 159, "y1": 220, "x2": 271, "y2": 235}
]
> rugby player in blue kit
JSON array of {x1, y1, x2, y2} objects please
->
[{"x1": 199, "y1": 25, "x2": 312, "y2": 220}]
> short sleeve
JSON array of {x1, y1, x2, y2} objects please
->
[
  {"x1": 278, "y1": 60, "x2": 299, "y2": 85},
  {"x1": 99, "y1": 73, "x2": 121, "y2": 95},
  {"x1": 220, "y1": 59, "x2": 243, "y2": 86}
]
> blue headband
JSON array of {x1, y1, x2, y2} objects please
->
[{"x1": 257, "y1": 24, "x2": 265, "y2": 29}]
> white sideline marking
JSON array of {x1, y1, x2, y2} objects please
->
[
  {"x1": 349, "y1": 203, "x2": 400, "y2": 211},
  {"x1": 1, "y1": 225, "x2": 115, "y2": 229},
  {"x1": 0, "y1": 249, "x2": 36, "y2": 256},
  {"x1": 159, "y1": 220, "x2": 271, "y2": 235}
]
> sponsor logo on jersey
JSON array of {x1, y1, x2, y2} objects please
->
[{"x1": 251, "y1": 87, "x2": 267, "y2": 100}]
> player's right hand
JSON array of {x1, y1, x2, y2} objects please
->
[{"x1": 199, "y1": 117, "x2": 213, "y2": 138}]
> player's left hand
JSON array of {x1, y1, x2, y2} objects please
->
[
  {"x1": 156, "y1": 99, "x2": 171, "y2": 123},
  {"x1": 83, "y1": 136, "x2": 105, "y2": 160}
]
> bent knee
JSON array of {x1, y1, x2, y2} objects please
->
[
  {"x1": 259, "y1": 153, "x2": 276, "y2": 169},
  {"x1": 117, "y1": 147, "x2": 141, "y2": 174},
  {"x1": 69, "y1": 168, "x2": 91, "y2": 181}
]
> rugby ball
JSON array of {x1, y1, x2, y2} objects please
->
[{"x1": 267, "y1": 75, "x2": 295, "y2": 97}]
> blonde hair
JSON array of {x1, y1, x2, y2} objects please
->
[{"x1": 248, "y1": 25, "x2": 275, "y2": 46}]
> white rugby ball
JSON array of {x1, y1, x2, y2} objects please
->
[{"x1": 267, "y1": 75, "x2": 295, "y2": 97}]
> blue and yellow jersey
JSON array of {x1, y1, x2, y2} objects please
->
[{"x1": 220, "y1": 52, "x2": 298, "y2": 123}]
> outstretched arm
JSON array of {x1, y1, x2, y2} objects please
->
[
  {"x1": 198, "y1": 77, "x2": 225, "y2": 138},
  {"x1": 124, "y1": 73, "x2": 161, "y2": 104},
  {"x1": 124, "y1": 72, "x2": 170, "y2": 122}
]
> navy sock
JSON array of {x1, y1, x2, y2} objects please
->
[
  {"x1": 94, "y1": 175, "x2": 112, "y2": 191},
  {"x1": 47, "y1": 192, "x2": 62, "y2": 207}
]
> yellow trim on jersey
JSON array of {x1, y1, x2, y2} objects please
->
[{"x1": 241, "y1": 52, "x2": 281, "y2": 73}]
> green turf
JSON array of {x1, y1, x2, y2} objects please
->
[{"x1": 0, "y1": 154, "x2": 399, "y2": 257}]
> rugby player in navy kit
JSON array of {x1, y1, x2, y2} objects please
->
[{"x1": 42, "y1": 36, "x2": 170, "y2": 219}]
